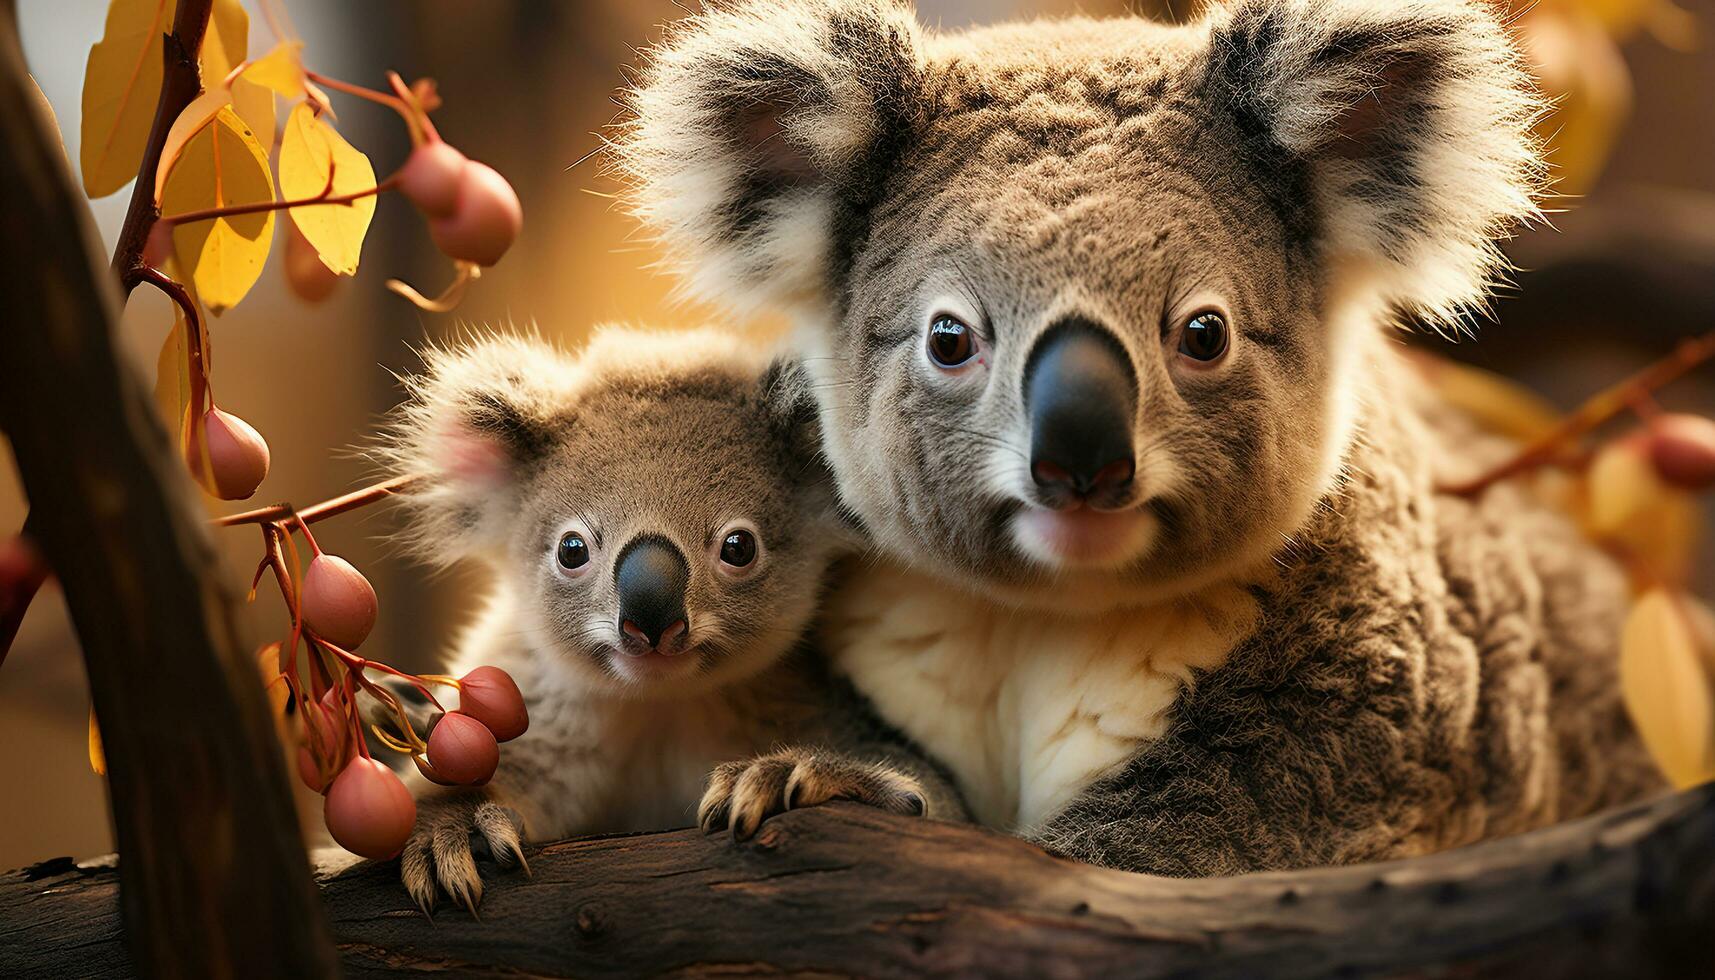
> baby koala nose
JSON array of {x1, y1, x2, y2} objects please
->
[
  {"x1": 615, "y1": 534, "x2": 690, "y2": 653},
  {"x1": 1024, "y1": 316, "x2": 1137, "y2": 506}
]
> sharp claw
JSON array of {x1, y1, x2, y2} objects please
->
[
  {"x1": 700, "y1": 802, "x2": 727, "y2": 834},
  {"x1": 455, "y1": 883, "x2": 480, "y2": 918},
  {"x1": 512, "y1": 842, "x2": 532, "y2": 877}
]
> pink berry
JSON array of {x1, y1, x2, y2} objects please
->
[
  {"x1": 186, "y1": 407, "x2": 270, "y2": 500},
  {"x1": 426, "y1": 711, "x2": 498, "y2": 785},
  {"x1": 413, "y1": 753, "x2": 459, "y2": 786},
  {"x1": 301, "y1": 555, "x2": 378, "y2": 651},
  {"x1": 397, "y1": 140, "x2": 469, "y2": 218},
  {"x1": 284, "y1": 221, "x2": 339, "y2": 303},
  {"x1": 324, "y1": 758, "x2": 416, "y2": 860},
  {"x1": 1648, "y1": 414, "x2": 1715, "y2": 491},
  {"x1": 458, "y1": 666, "x2": 528, "y2": 742},
  {"x1": 428, "y1": 162, "x2": 521, "y2": 267},
  {"x1": 295, "y1": 692, "x2": 353, "y2": 794}
]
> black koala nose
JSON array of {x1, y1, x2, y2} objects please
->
[
  {"x1": 1024, "y1": 317, "x2": 1137, "y2": 505},
  {"x1": 615, "y1": 535, "x2": 689, "y2": 649}
]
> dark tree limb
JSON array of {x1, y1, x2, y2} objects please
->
[
  {"x1": 0, "y1": 11, "x2": 336, "y2": 979},
  {"x1": 5, "y1": 790, "x2": 1713, "y2": 979}
]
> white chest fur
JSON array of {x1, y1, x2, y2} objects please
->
[
  {"x1": 440, "y1": 594, "x2": 767, "y2": 840},
  {"x1": 821, "y1": 564, "x2": 1259, "y2": 831}
]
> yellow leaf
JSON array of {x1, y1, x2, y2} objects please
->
[
  {"x1": 1415, "y1": 355, "x2": 1563, "y2": 444},
  {"x1": 1584, "y1": 440, "x2": 1701, "y2": 583},
  {"x1": 278, "y1": 103, "x2": 376, "y2": 276},
  {"x1": 154, "y1": 85, "x2": 230, "y2": 201},
  {"x1": 199, "y1": 0, "x2": 248, "y2": 86},
  {"x1": 81, "y1": 0, "x2": 178, "y2": 198},
  {"x1": 153, "y1": 84, "x2": 276, "y2": 203},
  {"x1": 230, "y1": 77, "x2": 276, "y2": 151},
  {"x1": 88, "y1": 705, "x2": 107, "y2": 777},
  {"x1": 1621, "y1": 590, "x2": 1715, "y2": 789},
  {"x1": 243, "y1": 41, "x2": 306, "y2": 99},
  {"x1": 1587, "y1": 440, "x2": 1660, "y2": 535},
  {"x1": 1518, "y1": 10, "x2": 1632, "y2": 197},
  {"x1": 153, "y1": 309, "x2": 190, "y2": 435},
  {"x1": 160, "y1": 106, "x2": 277, "y2": 314}
]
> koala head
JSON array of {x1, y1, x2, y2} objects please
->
[
  {"x1": 620, "y1": 0, "x2": 1543, "y2": 610},
  {"x1": 382, "y1": 329, "x2": 845, "y2": 695}
]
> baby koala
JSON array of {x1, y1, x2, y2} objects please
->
[{"x1": 380, "y1": 328, "x2": 959, "y2": 913}]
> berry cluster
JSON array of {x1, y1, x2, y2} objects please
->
[{"x1": 133, "y1": 62, "x2": 531, "y2": 858}]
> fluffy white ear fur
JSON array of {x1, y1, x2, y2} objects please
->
[
  {"x1": 378, "y1": 333, "x2": 581, "y2": 566},
  {"x1": 616, "y1": 0, "x2": 924, "y2": 317},
  {"x1": 1207, "y1": 0, "x2": 1547, "y2": 328}
]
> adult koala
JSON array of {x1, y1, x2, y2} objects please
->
[{"x1": 619, "y1": 0, "x2": 1662, "y2": 875}]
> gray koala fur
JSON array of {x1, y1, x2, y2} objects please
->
[
  {"x1": 618, "y1": 0, "x2": 1664, "y2": 875},
  {"x1": 375, "y1": 328, "x2": 962, "y2": 912}
]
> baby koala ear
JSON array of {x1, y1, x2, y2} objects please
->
[
  {"x1": 759, "y1": 355, "x2": 824, "y2": 466},
  {"x1": 382, "y1": 335, "x2": 573, "y2": 564},
  {"x1": 618, "y1": 0, "x2": 925, "y2": 317},
  {"x1": 1205, "y1": 0, "x2": 1546, "y2": 326}
]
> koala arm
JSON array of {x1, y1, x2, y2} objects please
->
[
  {"x1": 1024, "y1": 661, "x2": 1435, "y2": 877},
  {"x1": 699, "y1": 654, "x2": 971, "y2": 837}
]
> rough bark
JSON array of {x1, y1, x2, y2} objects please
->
[
  {"x1": 0, "y1": 10, "x2": 336, "y2": 978},
  {"x1": 4, "y1": 790, "x2": 1713, "y2": 979}
]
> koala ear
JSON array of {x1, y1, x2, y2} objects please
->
[
  {"x1": 759, "y1": 355, "x2": 824, "y2": 466},
  {"x1": 1206, "y1": 0, "x2": 1546, "y2": 326},
  {"x1": 618, "y1": 0, "x2": 925, "y2": 316},
  {"x1": 382, "y1": 335, "x2": 572, "y2": 564}
]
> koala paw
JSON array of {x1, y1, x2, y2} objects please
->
[
  {"x1": 698, "y1": 748, "x2": 927, "y2": 840},
  {"x1": 399, "y1": 796, "x2": 528, "y2": 917}
]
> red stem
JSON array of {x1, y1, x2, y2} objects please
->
[
  {"x1": 386, "y1": 70, "x2": 438, "y2": 144},
  {"x1": 133, "y1": 267, "x2": 208, "y2": 420},
  {"x1": 293, "y1": 514, "x2": 324, "y2": 558},
  {"x1": 214, "y1": 473, "x2": 423, "y2": 528},
  {"x1": 1440, "y1": 331, "x2": 1715, "y2": 496},
  {"x1": 160, "y1": 172, "x2": 399, "y2": 226},
  {"x1": 304, "y1": 69, "x2": 423, "y2": 142}
]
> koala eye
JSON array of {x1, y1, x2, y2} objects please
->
[
  {"x1": 719, "y1": 530, "x2": 757, "y2": 568},
  {"x1": 557, "y1": 531, "x2": 590, "y2": 572},
  {"x1": 927, "y1": 314, "x2": 977, "y2": 369},
  {"x1": 1178, "y1": 312, "x2": 1230, "y2": 363}
]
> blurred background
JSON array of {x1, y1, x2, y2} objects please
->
[{"x1": 2, "y1": 0, "x2": 1712, "y2": 871}]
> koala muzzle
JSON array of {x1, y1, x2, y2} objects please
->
[
  {"x1": 615, "y1": 535, "x2": 690, "y2": 652},
  {"x1": 1023, "y1": 317, "x2": 1137, "y2": 508}
]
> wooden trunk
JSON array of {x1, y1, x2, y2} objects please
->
[{"x1": 5, "y1": 790, "x2": 1713, "y2": 978}]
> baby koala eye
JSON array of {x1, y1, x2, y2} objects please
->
[
  {"x1": 712, "y1": 522, "x2": 764, "y2": 579},
  {"x1": 557, "y1": 531, "x2": 590, "y2": 573},
  {"x1": 719, "y1": 530, "x2": 757, "y2": 568},
  {"x1": 927, "y1": 314, "x2": 977, "y2": 369},
  {"x1": 1178, "y1": 311, "x2": 1230, "y2": 363}
]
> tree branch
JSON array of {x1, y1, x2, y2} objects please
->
[
  {"x1": 4, "y1": 790, "x2": 1714, "y2": 978},
  {"x1": 0, "y1": 8, "x2": 337, "y2": 977},
  {"x1": 111, "y1": 0, "x2": 215, "y2": 292},
  {"x1": 215, "y1": 473, "x2": 422, "y2": 528}
]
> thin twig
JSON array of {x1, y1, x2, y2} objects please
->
[
  {"x1": 132, "y1": 266, "x2": 208, "y2": 417},
  {"x1": 214, "y1": 473, "x2": 423, "y2": 528},
  {"x1": 1440, "y1": 331, "x2": 1715, "y2": 496},
  {"x1": 161, "y1": 172, "x2": 399, "y2": 226}
]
